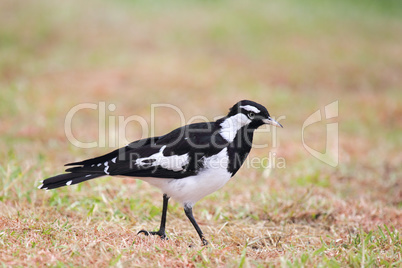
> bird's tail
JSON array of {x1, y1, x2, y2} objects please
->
[{"x1": 38, "y1": 173, "x2": 103, "y2": 190}]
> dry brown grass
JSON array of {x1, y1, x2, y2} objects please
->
[{"x1": 1, "y1": 0, "x2": 401, "y2": 266}]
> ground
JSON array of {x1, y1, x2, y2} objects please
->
[{"x1": 0, "y1": 0, "x2": 401, "y2": 267}]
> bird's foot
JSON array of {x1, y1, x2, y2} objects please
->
[
  {"x1": 189, "y1": 238, "x2": 209, "y2": 248},
  {"x1": 137, "y1": 229, "x2": 167, "y2": 240},
  {"x1": 201, "y1": 237, "x2": 209, "y2": 246}
]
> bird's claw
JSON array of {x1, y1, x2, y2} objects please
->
[
  {"x1": 200, "y1": 235, "x2": 209, "y2": 246},
  {"x1": 137, "y1": 229, "x2": 167, "y2": 240}
]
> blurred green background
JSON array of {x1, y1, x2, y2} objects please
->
[
  {"x1": 1, "y1": 0, "x2": 400, "y2": 189},
  {"x1": 0, "y1": 0, "x2": 401, "y2": 266}
]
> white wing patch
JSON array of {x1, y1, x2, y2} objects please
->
[
  {"x1": 219, "y1": 113, "x2": 251, "y2": 142},
  {"x1": 240, "y1": 105, "x2": 260, "y2": 113},
  {"x1": 66, "y1": 180, "x2": 72, "y2": 185},
  {"x1": 104, "y1": 161, "x2": 110, "y2": 174},
  {"x1": 135, "y1": 145, "x2": 189, "y2": 172},
  {"x1": 111, "y1": 157, "x2": 117, "y2": 163}
]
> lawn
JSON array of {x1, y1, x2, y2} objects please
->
[{"x1": 0, "y1": 0, "x2": 401, "y2": 266}]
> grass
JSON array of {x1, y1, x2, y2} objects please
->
[{"x1": 1, "y1": 0, "x2": 401, "y2": 266}]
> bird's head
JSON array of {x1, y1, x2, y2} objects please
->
[{"x1": 226, "y1": 100, "x2": 283, "y2": 129}]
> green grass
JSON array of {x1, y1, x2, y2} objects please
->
[{"x1": 1, "y1": 0, "x2": 401, "y2": 266}]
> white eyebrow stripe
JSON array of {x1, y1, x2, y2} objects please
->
[{"x1": 240, "y1": 105, "x2": 260, "y2": 113}]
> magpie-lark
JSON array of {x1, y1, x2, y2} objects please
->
[{"x1": 38, "y1": 100, "x2": 283, "y2": 245}]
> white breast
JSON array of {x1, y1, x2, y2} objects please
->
[{"x1": 140, "y1": 148, "x2": 232, "y2": 206}]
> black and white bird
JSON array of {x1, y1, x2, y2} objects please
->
[{"x1": 38, "y1": 100, "x2": 283, "y2": 245}]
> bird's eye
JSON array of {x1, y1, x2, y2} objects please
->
[{"x1": 248, "y1": 112, "x2": 255, "y2": 119}]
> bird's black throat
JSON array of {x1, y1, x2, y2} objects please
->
[{"x1": 227, "y1": 126, "x2": 255, "y2": 176}]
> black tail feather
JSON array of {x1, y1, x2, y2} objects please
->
[
  {"x1": 39, "y1": 173, "x2": 103, "y2": 190},
  {"x1": 64, "y1": 166, "x2": 106, "y2": 173}
]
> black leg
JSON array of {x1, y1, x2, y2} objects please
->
[
  {"x1": 138, "y1": 194, "x2": 170, "y2": 239},
  {"x1": 184, "y1": 204, "x2": 208, "y2": 246}
]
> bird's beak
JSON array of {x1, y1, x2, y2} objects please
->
[{"x1": 262, "y1": 117, "x2": 283, "y2": 128}]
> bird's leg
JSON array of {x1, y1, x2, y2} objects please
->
[
  {"x1": 184, "y1": 204, "x2": 209, "y2": 246},
  {"x1": 138, "y1": 194, "x2": 170, "y2": 239}
]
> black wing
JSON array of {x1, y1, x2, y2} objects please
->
[{"x1": 64, "y1": 122, "x2": 228, "y2": 179}]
